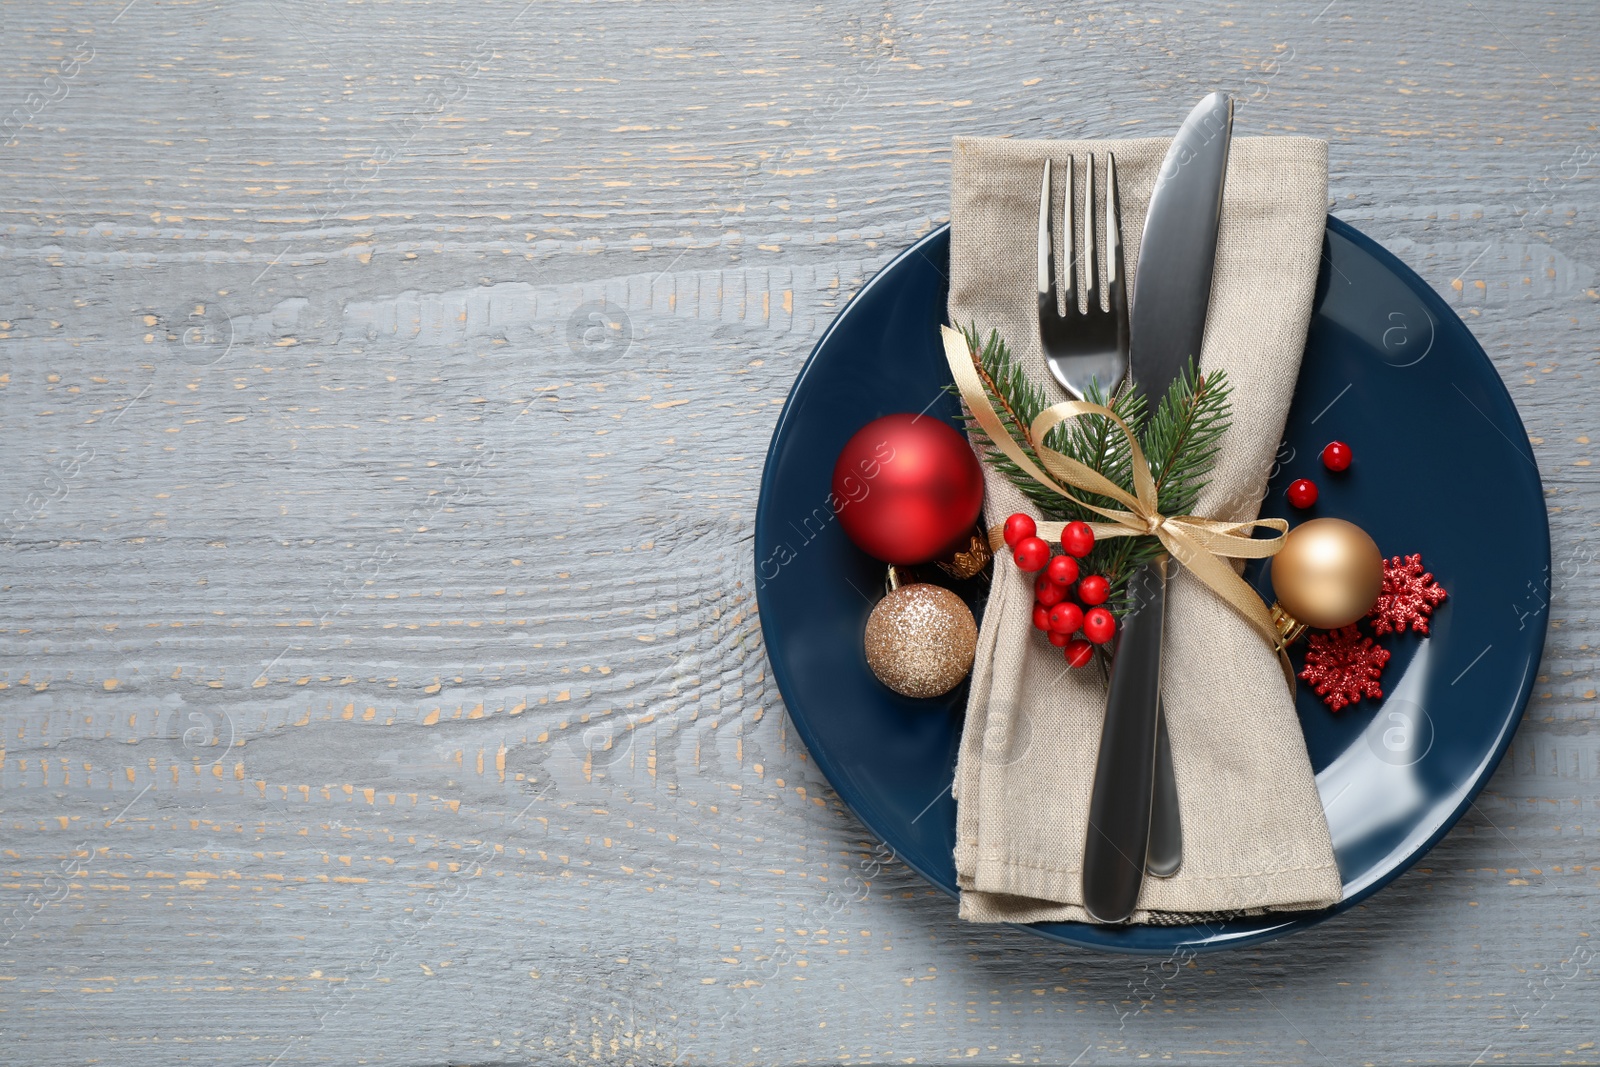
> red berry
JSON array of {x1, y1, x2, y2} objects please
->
[
  {"x1": 1031, "y1": 604, "x2": 1051, "y2": 631},
  {"x1": 1046, "y1": 554, "x2": 1080, "y2": 588},
  {"x1": 1048, "y1": 630, "x2": 1071, "y2": 648},
  {"x1": 1013, "y1": 536, "x2": 1051, "y2": 572},
  {"x1": 1002, "y1": 513, "x2": 1037, "y2": 548},
  {"x1": 1321, "y1": 441, "x2": 1352, "y2": 472},
  {"x1": 1286, "y1": 478, "x2": 1318, "y2": 509},
  {"x1": 1034, "y1": 573, "x2": 1065, "y2": 608},
  {"x1": 1077, "y1": 574, "x2": 1109, "y2": 606},
  {"x1": 1082, "y1": 606, "x2": 1116, "y2": 644},
  {"x1": 1063, "y1": 638, "x2": 1095, "y2": 668},
  {"x1": 1061, "y1": 521, "x2": 1095, "y2": 558},
  {"x1": 1048, "y1": 602, "x2": 1084, "y2": 635}
]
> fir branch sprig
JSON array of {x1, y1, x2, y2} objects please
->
[
  {"x1": 1145, "y1": 363, "x2": 1232, "y2": 518},
  {"x1": 952, "y1": 322, "x2": 1232, "y2": 607}
]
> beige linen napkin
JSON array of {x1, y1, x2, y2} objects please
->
[{"x1": 950, "y1": 134, "x2": 1343, "y2": 924}]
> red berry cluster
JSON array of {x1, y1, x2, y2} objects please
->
[{"x1": 1002, "y1": 514, "x2": 1115, "y2": 667}]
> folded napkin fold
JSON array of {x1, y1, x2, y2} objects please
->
[{"x1": 949, "y1": 134, "x2": 1342, "y2": 924}]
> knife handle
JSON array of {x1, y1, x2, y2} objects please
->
[{"x1": 1083, "y1": 558, "x2": 1168, "y2": 923}]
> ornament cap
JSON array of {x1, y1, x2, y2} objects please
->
[
  {"x1": 936, "y1": 532, "x2": 993, "y2": 581},
  {"x1": 1270, "y1": 602, "x2": 1308, "y2": 649}
]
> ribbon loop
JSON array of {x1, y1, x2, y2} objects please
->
[{"x1": 943, "y1": 326, "x2": 1294, "y2": 684}]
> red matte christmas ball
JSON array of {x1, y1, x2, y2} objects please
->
[{"x1": 831, "y1": 414, "x2": 985, "y2": 565}]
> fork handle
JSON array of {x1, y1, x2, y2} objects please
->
[
  {"x1": 1148, "y1": 702, "x2": 1183, "y2": 879},
  {"x1": 1083, "y1": 558, "x2": 1171, "y2": 922}
]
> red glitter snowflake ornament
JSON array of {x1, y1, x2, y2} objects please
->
[
  {"x1": 1300, "y1": 625, "x2": 1392, "y2": 712},
  {"x1": 1369, "y1": 553, "x2": 1448, "y2": 636}
]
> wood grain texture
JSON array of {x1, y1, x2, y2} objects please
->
[{"x1": 0, "y1": 0, "x2": 1595, "y2": 1063}]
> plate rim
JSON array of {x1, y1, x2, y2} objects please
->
[{"x1": 754, "y1": 215, "x2": 1550, "y2": 955}]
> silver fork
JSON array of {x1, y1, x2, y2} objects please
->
[
  {"x1": 1036, "y1": 154, "x2": 1183, "y2": 880},
  {"x1": 1038, "y1": 155, "x2": 1127, "y2": 400}
]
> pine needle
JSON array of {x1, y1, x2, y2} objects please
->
[{"x1": 1143, "y1": 359, "x2": 1232, "y2": 517}]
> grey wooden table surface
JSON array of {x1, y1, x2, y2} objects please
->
[{"x1": 1, "y1": 1, "x2": 1596, "y2": 1063}]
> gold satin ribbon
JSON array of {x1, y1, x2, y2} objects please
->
[{"x1": 941, "y1": 325, "x2": 1295, "y2": 681}]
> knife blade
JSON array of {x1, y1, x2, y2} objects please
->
[
  {"x1": 1130, "y1": 91, "x2": 1233, "y2": 398},
  {"x1": 1081, "y1": 92, "x2": 1234, "y2": 924}
]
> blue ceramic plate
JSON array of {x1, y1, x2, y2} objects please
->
[{"x1": 754, "y1": 218, "x2": 1549, "y2": 954}]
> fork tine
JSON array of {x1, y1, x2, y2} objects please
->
[
  {"x1": 1037, "y1": 154, "x2": 1129, "y2": 404},
  {"x1": 1083, "y1": 155, "x2": 1098, "y2": 312},
  {"x1": 1037, "y1": 159, "x2": 1055, "y2": 312},
  {"x1": 1061, "y1": 156, "x2": 1076, "y2": 313},
  {"x1": 1106, "y1": 152, "x2": 1126, "y2": 309}
]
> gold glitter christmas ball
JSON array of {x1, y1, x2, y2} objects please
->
[
  {"x1": 1271, "y1": 517, "x2": 1384, "y2": 631},
  {"x1": 863, "y1": 583, "x2": 977, "y2": 699}
]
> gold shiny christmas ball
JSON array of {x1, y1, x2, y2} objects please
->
[
  {"x1": 1270, "y1": 517, "x2": 1384, "y2": 631},
  {"x1": 864, "y1": 583, "x2": 978, "y2": 699}
]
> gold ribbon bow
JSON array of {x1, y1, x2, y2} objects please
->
[{"x1": 941, "y1": 326, "x2": 1295, "y2": 683}]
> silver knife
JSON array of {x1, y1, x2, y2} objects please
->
[{"x1": 1081, "y1": 92, "x2": 1233, "y2": 924}]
